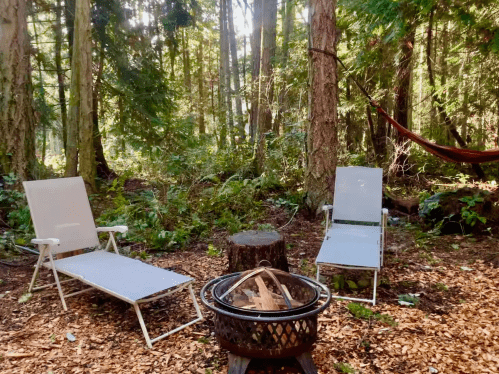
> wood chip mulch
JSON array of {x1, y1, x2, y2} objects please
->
[{"x1": 1, "y1": 217, "x2": 498, "y2": 373}]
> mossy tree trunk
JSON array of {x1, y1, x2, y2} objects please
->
[
  {"x1": 0, "y1": 0, "x2": 37, "y2": 181},
  {"x1": 66, "y1": 0, "x2": 96, "y2": 191},
  {"x1": 305, "y1": 0, "x2": 339, "y2": 214},
  {"x1": 255, "y1": 0, "x2": 278, "y2": 174}
]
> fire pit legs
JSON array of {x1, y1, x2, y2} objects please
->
[
  {"x1": 296, "y1": 351, "x2": 318, "y2": 374},
  {"x1": 227, "y1": 352, "x2": 318, "y2": 374},
  {"x1": 228, "y1": 353, "x2": 251, "y2": 374}
]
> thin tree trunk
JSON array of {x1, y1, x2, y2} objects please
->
[
  {"x1": 255, "y1": 0, "x2": 278, "y2": 174},
  {"x1": 197, "y1": 39, "x2": 206, "y2": 135},
  {"x1": 394, "y1": 29, "x2": 416, "y2": 171},
  {"x1": 55, "y1": 0, "x2": 68, "y2": 154},
  {"x1": 305, "y1": 0, "x2": 339, "y2": 213},
  {"x1": 64, "y1": 0, "x2": 75, "y2": 65},
  {"x1": 0, "y1": 0, "x2": 37, "y2": 181},
  {"x1": 219, "y1": 0, "x2": 228, "y2": 147},
  {"x1": 181, "y1": 29, "x2": 192, "y2": 94},
  {"x1": 250, "y1": 0, "x2": 263, "y2": 143},
  {"x1": 93, "y1": 45, "x2": 114, "y2": 179},
  {"x1": 67, "y1": 0, "x2": 96, "y2": 191},
  {"x1": 31, "y1": 14, "x2": 48, "y2": 165},
  {"x1": 275, "y1": 0, "x2": 295, "y2": 135},
  {"x1": 227, "y1": 0, "x2": 245, "y2": 139},
  {"x1": 345, "y1": 77, "x2": 354, "y2": 151},
  {"x1": 427, "y1": 11, "x2": 437, "y2": 136}
]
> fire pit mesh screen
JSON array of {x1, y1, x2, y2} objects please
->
[
  {"x1": 215, "y1": 267, "x2": 317, "y2": 311},
  {"x1": 215, "y1": 312, "x2": 318, "y2": 357}
]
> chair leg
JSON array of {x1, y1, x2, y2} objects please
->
[
  {"x1": 29, "y1": 245, "x2": 46, "y2": 292},
  {"x1": 372, "y1": 270, "x2": 378, "y2": 306},
  {"x1": 316, "y1": 264, "x2": 320, "y2": 282},
  {"x1": 189, "y1": 284, "x2": 203, "y2": 320},
  {"x1": 134, "y1": 303, "x2": 153, "y2": 348},
  {"x1": 48, "y1": 251, "x2": 68, "y2": 311}
]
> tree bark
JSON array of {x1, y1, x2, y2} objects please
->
[
  {"x1": 55, "y1": 0, "x2": 68, "y2": 154},
  {"x1": 221, "y1": 0, "x2": 235, "y2": 147},
  {"x1": 228, "y1": 230, "x2": 288, "y2": 272},
  {"x1": 181, "y1": 29, "x2": 192, "y2": 95},
  {"x1": 219, "y1": 0, "x2": 228, "y2": 147},
  {"x1": 227, "y1": 0, "x2": 245, "y2": 139},
  {"x1": 393, "y1": 29, "x2": 415, "y2": 171},
  {"x1": 0, "y1": 0, "x2": 37, "y2": 181},
  {"x1": 255, "y1": 0, "x2": 277, "y2": 174},
  {"x1": 305, "y1": 0, "x2": 339, "y2": 213},
  {"x1": 64, "y1": 0, "x2": 75, "y2": 65},
  {"x1": 67, "y1": 0, "x2": 96, "y2": 191},
  {"x1": 93, "y1": 45, "x2": 114, "y2": 179},
  {"x1": 250, "y1": 0, "x2": 263, "y2": 143},
  {"x1": 275, "y1": 0, "x2": 295, "y2": 135},
  {"x1": 197, "y1": 38, "x2": 206, "y2": 135}
]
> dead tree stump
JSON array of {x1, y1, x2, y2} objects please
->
[{"x1": 227, "y1": 230, "x2": 289, "y2": 273}]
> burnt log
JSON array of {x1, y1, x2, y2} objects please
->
[{"x1": 228, "y1": 230, "x2": 289, "y2": 272}]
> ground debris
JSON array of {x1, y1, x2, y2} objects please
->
[{"x1": 0, "y1": 218, "x2": 498, "y2": 373}]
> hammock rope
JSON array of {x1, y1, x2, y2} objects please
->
[{"x1": 308, "y1": 47, "x2": 499, "y2": 164}]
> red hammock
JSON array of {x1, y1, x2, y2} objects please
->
[
  {"x1": 375, "y1": 106, "x2": 499, "y2": 164},
  {"x1": 308, "y1": 48, "x2": 499, "y2": 164}
]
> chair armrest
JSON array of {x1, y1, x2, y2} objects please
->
[
  {"x1": 322, "y1": 205, "x2": 334, "y2": 211},
  {"x1": 31, "y1": 238, "x2": 60, "y2": 246},
  {"x1": 96, "y1": 226, "x2": 128, "y2": 233}
]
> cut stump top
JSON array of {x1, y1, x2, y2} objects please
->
[{"x1": 229, "y1": 230, "x2": 282, "y2": 246}]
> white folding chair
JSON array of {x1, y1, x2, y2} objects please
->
[
  {"x1": 315, "y1": 167, "x2": 388, "y2": 305},
  {"x1": 24, "y1": 177, "x2": 203, "y2": 347}
]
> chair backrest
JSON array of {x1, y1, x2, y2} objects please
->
[
  {"x1": 23, "y1": 177, "x2": 100, "y2": 254},
  {"x1": 332, "y1": 166, "x2": 383, "y2": 223}
]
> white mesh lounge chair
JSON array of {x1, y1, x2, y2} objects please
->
[
  {"x1": 315, "y1": 167, "x2": 388, "y2": 305},
  {"x1": 23, "y1": 177, "x2": 203, "y2": 348}
]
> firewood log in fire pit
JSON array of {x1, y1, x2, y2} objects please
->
[{"x1": 227, "y1": 230, "x2": 289, "y2": 273}]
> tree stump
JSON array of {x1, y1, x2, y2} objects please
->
[{"x1": 227, "y1": 230, "x2": 289, "y2": 273}]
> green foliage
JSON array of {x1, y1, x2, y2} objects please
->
[
  {"x1": 459, "y1": 194, "x2": 487, "y2": 227},
  {"x1": 398, "y1": 294, "x2": 420, "y2": 306},
  {"x1": 206, "y1": 244, "x2": 222, "y2": 257},
  {"x1": 347, "y1": 303, "x2": 398, "y2": 326},
  {"x1": 347, "y1": 302, "x2": 374, "y2": 319},
  {"x1": 256, "y1": 223, "x2": 276, "y2": 232},
  {"x1": 0, "y1": 174, "x2": 33, "y2": 254},
  {"x1": 334, "y1": 362, "x2": 356, "y2": 373}
]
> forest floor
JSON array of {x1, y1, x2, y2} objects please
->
[{"x1": 1, "y1": 214, "x2": 498, "y2": 374}]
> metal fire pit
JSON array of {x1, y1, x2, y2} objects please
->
[{"x1": 200, "y1": 270, "x2": 331, "y2": 374}]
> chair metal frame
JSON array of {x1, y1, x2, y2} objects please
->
[
  {"x1": 315, "y1": 167, "x2": 388, "y2": 305},
  {"x1": 25, "y1": 178, "x2": 203, "y2": 348}
]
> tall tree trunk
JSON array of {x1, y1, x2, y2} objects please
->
[
  {"x1": 426, "y1": 11, "x2": 437, "y2": 137},
  {"x1": 197, "y1": 39, "x2": 206, "y2": 135},
  {"x1": 55, "y1": 0, "x2": 68, "y2": 155},
  {"x1": 305, "y1": 0, "x2": 339, "y2": 213},
  {"x1": 394, "y1": 29, "x2": 416, "y2": 170},
  {"x1": 64, "y1": 0, "x2": 75, "y2": 65},
  {"x1": 227, "y1": 0, "x2": 245, "y2": 139},
  {"x1": 67, "y1": 0, "x2": 96, "y2": 191},
  {"x1": 345, "y1": 77, "x2": 355, "y2": 151},
  {"x1": 275, "y1": 0, "x2": 295, "y2": 135},
  {"x1": 31, "y1": 13, "x2": 48, "y2": 165},
  {"x1": 219, "y1": 0, "x2": 228, "y2": 147},
  {"x1": 93, "y1": 46, "x2": 114, "y2": 179},
  {"x1": 0, "y1": 0, "x2": 37, "y2": 181},
  {"x1": 250, "y1": 0, "x2": 263, "y2": 143},
  {"x1": 221, "y1": 0, "x2": 235, "y2": 147},
  {"x1": 255, "y1": 0, "x2": 277, "y2": 174},
  {"x1": 181, "y1": 29, "x2": 192, "y2": 94}
]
